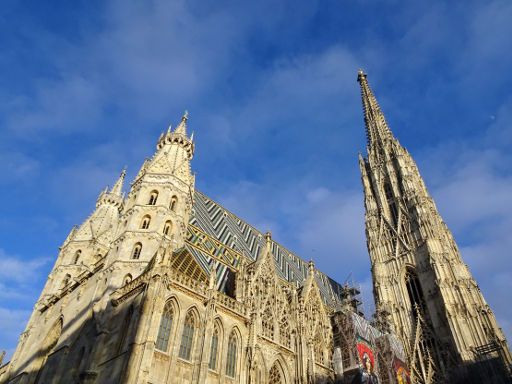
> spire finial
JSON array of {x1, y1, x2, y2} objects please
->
[
  {"x1": 110, "y1": 167, "x2": 126, "y2": 196},
  {"x1": 174, "y1": 110, "x2": 189, "y2": 135},
  {"x1": 357, "y1": 68, "x2": 367, "y2": 82}
]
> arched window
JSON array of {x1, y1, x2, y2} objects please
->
[
  {"x1": 170, "y1": 195, "x2": 178, "y2": 211},
  {"x1": 268, "y1": 363, "x2": 283, "y2": 384},
  {"x1": 140, "y1": 215, "x2": 151, "y2": 229},
  {"x1": 280, "y1": 316, "x2": 291, "y2": 349},
  {"x1": 155, "y1": 301, "x2": 174, "y2": 352},
  {"x1": 148, "y1": 190, "x2": 159, "y2": 205},
  {"x1": 132, "y1": 243, "x2": 142, "y2": 259},
  {"x1": 73, "y1": 250, "x2": 81, "y2": 264},
  {"x1": 163, "y1": 220, "x2": 172, "y2": 236},
  {"x1": 208, "y1": 325, "x2": 220, "y2": 370},
  {"x1": 262, "y1": 306, "x2": 274, "y2": 339},
  {"x1": 225, "y1": 331, "x2": 238, "y2": 378},
  {"x1": 179, "y1": 311, "x2": 196, "y2": 360}
]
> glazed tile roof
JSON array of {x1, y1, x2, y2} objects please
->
[{"x1": 188, "y1": 190, "x2": 344, "y2": 307}]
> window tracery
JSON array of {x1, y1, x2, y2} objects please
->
[
  {"x1": 226, "y1": 331, "x2": 238, "y2": 377},
  {"x1": 156, "y1": 301, "x2": 174, "y2": 352},
  {"x1": 179, "y1": 311, "x2": 196, "y2": 360},
  {"x1": 262, "y1": 305, "x2": 274, "y2": 339},
  {"x1": 268, "y1": 363, "x2": 283, "y2": 384},
  {"x1": 280, "y1": 316, "x2": 291, "y2": 349},
  {"x1": 208, "y1": 325, "x2": 219, "y2": 370}
]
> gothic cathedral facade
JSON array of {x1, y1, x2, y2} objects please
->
[{"x1": 0, "y1": 72, "x2": 510, "y2": 384}]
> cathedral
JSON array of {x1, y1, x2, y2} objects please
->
[{"x1": 0, "y1": 71, "x2": 510, "y2": 384}]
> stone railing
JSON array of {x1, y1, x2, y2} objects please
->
[
  {"x1": 171, "y1": 268, "x2": 207, "y2": 296},
  {"x1": 216, "y1": 291, "x2": 246, "y2": 316}
]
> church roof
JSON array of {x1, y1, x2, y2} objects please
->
[{"x1": 189, "y1": 190, "x2": 345, "y2": 308}]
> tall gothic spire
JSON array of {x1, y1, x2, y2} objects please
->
[
  {"x1": 357, "y1": 70, "x2": 394, "y2": 150},
  {"x1": 357, "y1": 70, "x2": 512, "y2": 382}
]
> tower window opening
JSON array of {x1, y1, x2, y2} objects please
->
[
  {"x1": 140, "y1": 215, "x2": 151, "y2": 229},
  {"x1": 384, "y1": 183, "x2": 398, "y2": 225},
  {"x1": 132, "y1": 243, "x2": 142, "y2": 259},
  {"x1": 405, "y1": 268, "x2": 426, "y2": 317},
  {"x1": 73, "y1": 250, "x2": 82, "y2": 264},
  {"x1": 170, "y1": 195, "x2": 178, "y2": 211},
  {"x1": 148, "y1": 191, "x2": 159, "y2": 205},
  {"x1": 163, "y1": 220, "x2": 172, "y2": 236}
]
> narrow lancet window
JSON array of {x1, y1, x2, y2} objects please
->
[
  {"x1": 132, "y1": 243, "x2": 142, "y2": 259},
  {"x1": 163, "y1": 220, "x2": 172, "y2": 236},
  {"x1": 225, "y1": 331, "x2": 238, "y2": 377},
  {"x1": 155, "y1": 301, "x2": 174, "y2": 352},
  {"x1": 179, "y1": 312, "x2": 196, "y2": 360},
  {"x1": 140, "y1": 215, "x2": 151, "y2": 229},
  {"x1": 208, "y1": 326, "x2": 219, "y2": 370},
  {"x1": 148, "y1": 191, "x2": 159, "y2": 205},
  {"x1": 73, "y1": 250, "x2": 81, "y2": 264},
  {"x1": 170, "y1": 195, "x2": 178, "y2": 211}
]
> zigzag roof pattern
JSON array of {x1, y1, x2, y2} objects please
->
[{"x1": 188, "y1": 190, "x2": 345, "y2": 308}]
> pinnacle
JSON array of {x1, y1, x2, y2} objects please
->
[
  {"x1": 110, "y1": 168, "x2": 126, "y2": 196},
  {"x1": 174, "y1": 110, "x2": 188, "y2": 135}
]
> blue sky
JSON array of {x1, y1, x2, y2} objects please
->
[{"x1": 1, "y1": 0, "x2": 512, "y2": 359}]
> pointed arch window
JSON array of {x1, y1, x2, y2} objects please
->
[
  {"x1": 268, "y1": 363, "x2": 283, "y2": 384},
  {"x1": 225, "y1": 331, "x2": 238, "y2": 378},
  {"x1": 163, "y1": 220, "x2": 172, "y2": 236},
  {"x1": 140, "y1": 215, "x2": 151, "y2": 229},
  {"x1": 208, "y1": 325, "x2": 220, "y2": 370},
  {"x1": 148, "y1": 190, "x2": 159, "y2": 205},
  {"x1": 405, "y1": 268, "x2": 426, "y2": 316},
  {"x1": 132, "y1": 243, "x2": 142, "y2": 259},
  {"x1": 179, "y1": 311, "x2": 196, "y2": 360},
  {"x1": 170, "y1": 195, "x2": 178, "y2": 211},
  {"x1": 155, "y1": 301, "x2": 174, "y2": 352}
]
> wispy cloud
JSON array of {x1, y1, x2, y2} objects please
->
[{"x1": 0, "y1": 0, "x2": 511, "y2": 357}]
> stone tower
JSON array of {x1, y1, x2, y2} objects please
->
[{"x1": 357, "y1": 70, "x2": 511, "y2": 383}]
